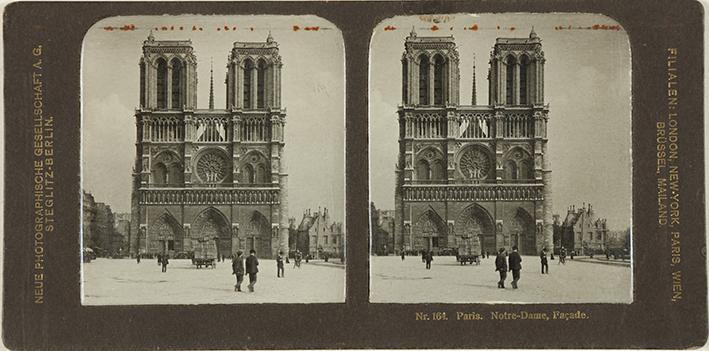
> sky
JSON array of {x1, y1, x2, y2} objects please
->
[
  {"x1": 369, "y1": 14, "x2": 632, "y2": 230},
  {"x1": 82, "y1": 15, "x2": 345, "y2": 223}
]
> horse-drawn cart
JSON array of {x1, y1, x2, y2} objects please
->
[
  {"x1": 191, "y1": 238, "x2": 217, "y2": 268},
  {"x1": 456, "y1": 236, "x2": 482, "y2": 265}
]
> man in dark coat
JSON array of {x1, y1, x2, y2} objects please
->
[
  {"x1": 245, "y1": 249, "x2": 259, "y2": 292},
  {"x1": 276, "y1": 251, "x2": 285, "y2": 278},
  {"x1": 495, "y1": 248, "x2": 508, "y2": 288},
  {"x1": 508, "y1": 246, "x2": 522, "y2": 289},
  {"x1": 161, "y1": 255, "x2": 169, "y2": 273},
  {"x1": 424, "y1": 250, "x2": 433, "y2": 270},
  {"x1": 401, "y1": 250, "x2": 405, "y2": 261},
  {"x1": 540, "y1": 247, "x2": 549, "y2": 274},
  {"x1": 232, "y1": 251, "x2": 245, "y2": 292}
]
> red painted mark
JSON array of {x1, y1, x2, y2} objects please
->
[
  {"x1": 304, "y1": 26, "x2": 320, "y2": 31},
  {"x1": 430, "y1": 25, "x2": 439, "y2": 31},
  {"x1": 103, "y1": 26, "x2": 114, "y2": 31},
  {"x1": 119, "y1": 24, "x2": 135, "y2": 31},
  {"x1": 384, "y1": 25, "x2": 396, "y2": 31},
  {"x1": 471, "y1": 24, "x2": 478, "y2": 31},
  {"x1": 161, "y1": 26, "x2": 168, "y2": 31},
  {"x1": 510, "y1": 26, "x2": 516, "y2": 31},
  {"x1": 293, "y1": 25, "x2": 300, "y2": 31}
]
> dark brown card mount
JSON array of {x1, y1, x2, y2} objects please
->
[{"x1": 3, "y1": 1, "x2": 706, "y2": 349}]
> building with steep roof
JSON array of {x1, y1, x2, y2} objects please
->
[{"x1": 554, "y1": 203, "x2": 608, "y2": 255}]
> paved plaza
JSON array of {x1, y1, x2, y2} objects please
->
[
  {"x1": 370, "y1": 255, "x2": 632, "y2": 303},
  {"x1": 82, "y1": 258, "x2": 345, "y2": 305}
]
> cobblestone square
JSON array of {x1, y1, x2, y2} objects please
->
[{"x1": 370, "y1": 255, "x2": 631, "y2": 303}]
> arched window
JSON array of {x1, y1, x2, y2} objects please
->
[
  {"x1": 416, "y1": 159, "x2": 430, "y2": 180},
  {"x1": 418, "y1": 55, "x2": 429, "y2": 105},
  {"x1": 243, "y1": 59, "x2": 253, "y2": 109},
  {"x1": 242, "y1": 164, "x2": 255, "y2": 184},
  {"x1": 402, "y1": 60, "x2": 408, "y2": 104},
  {"x1": 139, "y1": 61, "x2": 145, "y2": 107},
  {"x1": 171, "y1": 58, "x2": 183, "y2": 109},
  {"x1": 504, "y1": 160, "x2": 518, "y2": 180},
  {"x1": 257, "y1": 60, "x2": 267, "y2": 108},
  {"x1": 505, "y1": 56, "x2": 515, "y2": 105},
  {"x1": 519, "y1": 56, "x2": 528, "y2": 105},
  {"x1": 430, "y1": 160, "x2": 445, "y2": 180},
  {"x1": 152, "y1": 163, "x2": 167, "y2": 184},
  {"x1": 168, "y1": 163, "x2": 183, "y2": 185},
  {"x1": 433, "y1": 55, "x2": 444, "y2": 105},
  {"x1": 256, "y1": 164, "x2": 269, "y2": 184},
  {"x1": 156, "y1": 58, "x2": 168, "y2": 109},
  {"x1": 519, "y1": 159, "x2": 533, "y2": 180}
]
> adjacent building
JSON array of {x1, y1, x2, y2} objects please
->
[
  {"x1": 371, "y1": 203, "x2": 395, "y2": 255},
  {"x1": 554, "y1": 203, "x2": 609, "y2": 255},
  {"x1": 130, "y1": 32, "x2": 289, "y2": 258},
  {"x1": 294, "y1": 208, "x2": 344, "y2": 258},
  {"x1": 393, "y1": 28, "x2": 552, "y2": 256}
]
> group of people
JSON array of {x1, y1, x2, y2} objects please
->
[
  {"x1": 231, "y1": 249, "x2": 260, "y2": 292},
  {"x1": 494, "y1": 246, "x2": 523, "y2": 289}
]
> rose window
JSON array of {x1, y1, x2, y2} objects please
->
[
  {"x1": 196, "y1": 152, "x2": 228, "y2": 183},
  {"x1": 459, "y1": 148, "x2": 491, "y2": 180}
]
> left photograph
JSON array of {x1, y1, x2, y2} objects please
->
[{"x1": 81, "y1": 15, "x2": 346, "y2": 305}]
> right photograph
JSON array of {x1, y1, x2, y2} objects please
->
[{"x1": 369, "y1": 14, "x2": 632, "y2": 303}]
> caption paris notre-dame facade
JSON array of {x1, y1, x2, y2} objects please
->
[
  {"x1": 129, "y1": 32, "x2": 288, "y2": 259},
  {"x1": 394, "y1": 28, "x2": 552, "y2": 256}
]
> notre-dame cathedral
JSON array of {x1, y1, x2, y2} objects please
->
[
  {"x1": 394, "y1": 28, "x2": 553, "y2": 256},
  {"x1": 129, "y1": 32, "x2": 288, "y2": 258}
]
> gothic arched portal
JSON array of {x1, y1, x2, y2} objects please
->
[
  {"x1": 148, "y1": 211, "x2": 183, "y2": 255},
  {"x1": 455, "y1": 204, "x2": 495, "y2": 255},
  {"x1": 192, "y1": 207, "x2": 232, "y2": 258},
  {"x1": 242, "y1": 211, "x2": 272, "y2": 258},
  {"x1": 509, "y1": 208, "x2": 536, "y2": 255},
  {"x1": 412, "y1": 209, "x2": 446, "y2": 252}
]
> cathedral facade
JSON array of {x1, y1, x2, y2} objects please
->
[
  {"x1": 393, "y1": 28, "x2": 553, "y2": 256},
  {"x1": 129, "y1": 32, "x2": 289, "y2": 259}
]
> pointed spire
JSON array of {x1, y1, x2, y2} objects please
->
[
  {"x1": 409, "y1": 25, "x2": 417, "y2": 38},
  {"x1": 147, "y1": 29, "x2": 155, "y2": 42},
  {"x1": 266, "y1": 30, "x2": 274, "y2": 43},
  {"x1": 209, "y1": 58, "x2": 214, "y2": 110},
  {"x1": 472, "y1": 53, "x2": 477, "y2": 105},
  {"x1": 529, "y1": 26, "x2": 538, "y2": 39}
]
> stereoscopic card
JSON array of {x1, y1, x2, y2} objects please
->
[{"x1": 2, "y1": 1, "x2": 707, "y2": 349}]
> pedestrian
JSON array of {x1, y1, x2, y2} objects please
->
[
  {"x1": 421, "y1": 250, "x2": 426, "y2": 263},
  {"x1": 401, "y1": 250, "x2": 405, "y2": 261},
  {"x1": 495, "y1": 248, "x2": 508, "y2": 288},
  {"x1": 425, "y1": 250, "x2": 433, "y2": 270},
  {"x1": 245, "y1": 249, "x2": 259, "y2": 292},
  {"x1": 161, "y1": 255, "x2": 169, "y2": 273},
  {"x1": 232, "y1": 251, "x2": 244, "y2": 292},
  {"x1": 508, "y1": 246, "x2": 522, "y2": 289},
  {"x1": 277, "y1": 250, "x2": 285, "y2": 278},
  {"x1": 559, "y1": 246, "x2": 566, "y2": 264},
  {"x1": 540, "y1": 247, "x2": 549, "y2": 274},
  {"x1": 570, "y1": 249, "x2": 574, "y2": 260},
  {"x1": 157, "y1": 253, "x2": 161, "y2": 266},
  {"x1": 136, "y1": 253, "x2": 141, "y2": 264}
]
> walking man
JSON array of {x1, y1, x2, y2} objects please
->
[
  {"x1": 424, "y1": 250, "x2": 433, "y2": 270},
  {"x1": 232, "y1": 251, "x2": 244, "y2": 292},
  {"x1": 559, "y1": 246, "x2": 566, "y2": 264},
  {"x1": 401, "y1": 250, "x2": 405, "y2": 261},
  {"x1": 508, "y1": 246, "x2": 522, "y2": 289},
  {"x1": 161, "y1": 255, "x2": 169, "y2": 273},
  {"x1": 136, "y1": 253, "x2": 141, "y2": 264},
  {"x1": 540, "y1": 247, "x2": 549, "y2": 274},
  {"x1": 495, "y1": 248, "x2": 508, "y2": 288},
  {"x1": 277, "y1": 250, "x2": 285, "y2": 278},
  {"x1": 245, "y1": 249, "x2": 259, "y2": 292}
]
